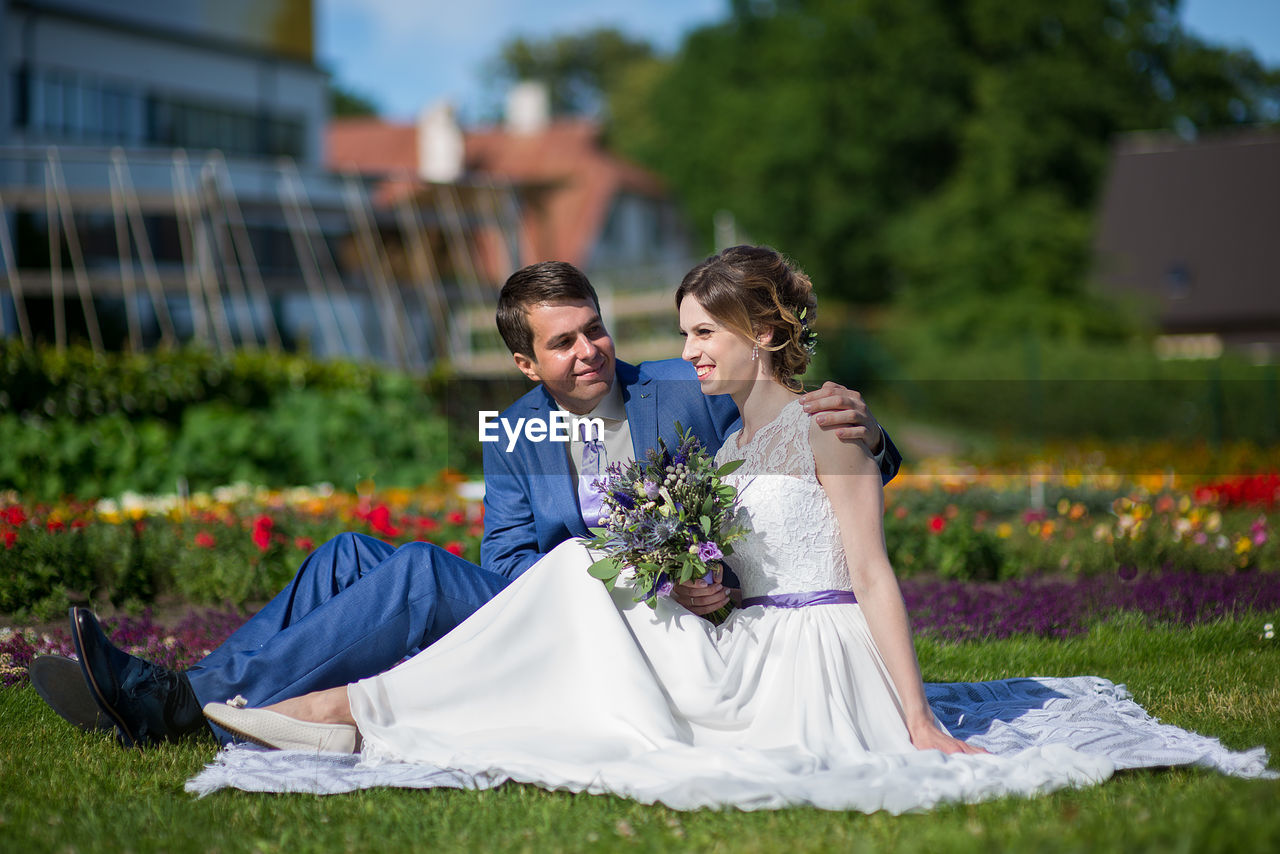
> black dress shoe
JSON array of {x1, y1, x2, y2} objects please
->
[
  {"x1": 68, "y1": 608, "x2": 209, "y2": 747},
  {"x1": 30, "y1": 654, "x2": 113, "y2": 733}
]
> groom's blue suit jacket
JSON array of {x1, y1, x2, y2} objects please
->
[
  {"x1": 481, "y1": 358, "x2": 736, "y2": 579},
  {"x1": 480, "y1": 358, "x2": 902, "y2": 581}
]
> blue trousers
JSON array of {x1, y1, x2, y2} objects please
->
[{"x1": 186, "y1": 533, "x2": 510, "y2": 743}]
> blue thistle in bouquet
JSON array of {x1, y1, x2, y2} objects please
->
[{"x1": 583, "y1": 423, "x2": 746, "y2": 624}]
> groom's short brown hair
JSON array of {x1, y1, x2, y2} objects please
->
[{"x1": 496, "y1": 261, "x2": 601, "y2": 357}]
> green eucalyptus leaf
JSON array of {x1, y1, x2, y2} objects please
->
[
  {"x1": 716, "y1": 458, "x2": 745, "y2": 476},
  {"x1": 588, "y1": 558, "x2": 621, "y2": 580}
]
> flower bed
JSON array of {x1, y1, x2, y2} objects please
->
[
  {"x1": 0, "y1": 464, "x2": 1275, "y2": 622},
  {"x1": 0, "y1": 475, "x2": 483, "y2": 620}
]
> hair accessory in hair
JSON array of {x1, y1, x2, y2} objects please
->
[{"x1": 798, "y1": 306, "x2": 818, "y2": 355}]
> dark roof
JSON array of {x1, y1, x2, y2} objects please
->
[{"x1": 1093, "y1": 128, "x2": 1280, "y2": 335}]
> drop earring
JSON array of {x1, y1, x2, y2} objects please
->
[{"x1": 751, "y1": 342, "x2": 759, "y2": 361}]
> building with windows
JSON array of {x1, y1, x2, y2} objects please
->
[
  {"x1": 2, "y1": 0, "x2": 323, "y2": 162},
  {"x1": 1, "y1": 0, "x2": 521, "y2": 371},
  {"x1": 1, "y1": 0, "x2": 320, "y2": 162}
]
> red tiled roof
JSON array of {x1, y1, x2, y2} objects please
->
[
  {"x1": 326, "y1": 117, "x2": 667, "y2": 268},
  {"x1": 327, "y1": 119, "x2": 417, "y2": 176}
]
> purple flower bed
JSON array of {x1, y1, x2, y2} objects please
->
[
  {"x1": 0, "y1": 609, "x2": 248, "y2": 688},
  {"x1": 2, "y1": 570, "x2": 1277, "y2": 688},
  {"x1": 901, "y1": 569, "x2": 1280, "y2": 641}
]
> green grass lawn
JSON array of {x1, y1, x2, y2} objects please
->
[{"x1": 2, "y1": 617, "x2": 1276, "y2": 854}]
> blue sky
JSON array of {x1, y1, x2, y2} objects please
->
[{"x1": 317, "y1": 0, "x2": 1280, "y2": 122}]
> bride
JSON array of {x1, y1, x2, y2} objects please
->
[{"x1": 196, "y1": 247, "x2": 1271, "y2": 812}]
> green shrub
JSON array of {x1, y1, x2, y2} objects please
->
[
  {"x1": 0, "y1": 344, "x2": 453, "y2": 499},
  {"x1": 869, "y1": 336, "x2": 1280, "y2": 444}
]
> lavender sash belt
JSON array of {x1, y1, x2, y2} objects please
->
[{"x1": 739, "y1": 589, "x2": 859, "y2": 608}]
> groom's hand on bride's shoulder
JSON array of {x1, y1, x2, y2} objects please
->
[{"x1": 800, "y1": 381, "x2": 884, "y2": 456}]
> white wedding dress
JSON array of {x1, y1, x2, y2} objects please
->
[{"x1": 188, "y1": 400, "x2": 1274, "y2": 810}]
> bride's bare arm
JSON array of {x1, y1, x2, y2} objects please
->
[{"x1": 810, "y1": 421, "x2": 985, "y2": 755}]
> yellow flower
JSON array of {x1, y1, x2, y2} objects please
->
[
  {"x1": 996, "y1": 523, "x2": 1013, "y2": 539},
  {"x1": 1235, "y1": 536, "x2": 1251, "y2": 555},
  {"x1": 1057, "y1": 498, "x2": 1071, "y2": 516}
]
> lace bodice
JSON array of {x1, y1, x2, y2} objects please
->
[{"x1": 715, "y1": 399, "x2": 853, "y2": 598}]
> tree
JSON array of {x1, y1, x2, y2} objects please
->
[
  {"x1": 885, "y1": 0, "x2": 1280, "y2": 351},
  {"x1": 624, "y1": 0, "x2": 972, "y2": 302},
  {"x1": 622, "y1": 0, "x2": 1279, "y2": 325},
  {"x1": 330, "y1": 81, "x2": 379, "y2": 117},
  {"x1": 485, "y1": 28, "x2": 656, "y2": 118}
]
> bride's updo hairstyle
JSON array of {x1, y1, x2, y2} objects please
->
[{"x1": 675, "y1": 245, "x2": 817, "y2": 391}]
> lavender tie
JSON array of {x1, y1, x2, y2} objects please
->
[{"x1": 578, "y1": 438, "x2": 606, "y2": 527}]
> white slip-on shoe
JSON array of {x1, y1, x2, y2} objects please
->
[{"x1": 203, "y1": 698, "x2": 359, "y2": 753}]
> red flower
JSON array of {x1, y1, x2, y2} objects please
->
[
  {"x1": 366, "y1": 505, "x2": 402, "y2": 538},
  {"x1": 5, "y1": 506, "x2": 27, "y2": 526},
  {"x1": 928, "y1": 515, "x2": 947, "y2": 534},
  {"x1": 444, "y1": 541, "x2": 465, "y2": 556},
  {"x1": 251, "y1": 515, "x2": 274, "y2": 551},
  {"x1": 46, "y1": 520, "x2": 65, "y2": 533},
  {"x1": 446, "y1": 510, "x2": 465, "y2": 526},
  {"x1": 294, "y1": 536, "x2": 315, "y2": 552},
  {"x1": 3, "y1": 531, "x2": 15, "y2": 549},
  {"x1": 413, "y1": 516, "x2": 440, "y2": 533},
  {"x1": 194, "y1": 531, "x2": 216, "y2": 549}
]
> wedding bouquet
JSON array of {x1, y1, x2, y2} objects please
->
[{"x1": 583, "y1": 423, "x2": 746, "y2": 624}]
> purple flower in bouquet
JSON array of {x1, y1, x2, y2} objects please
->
[
  {"x1": 584, "y1": 423, "x2": 746, "y2": 624},
  {"x1": 697, "y1": 542, "x2": 723, "y2": 562}
]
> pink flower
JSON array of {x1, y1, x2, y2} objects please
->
[
  {"x1": 294, "y1": 536, "x2": 315, "y2": 552},
  {"x1": 194, "y1": 532, "x2": 216, "y2": 549}
]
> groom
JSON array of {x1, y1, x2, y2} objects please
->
[{"x1": 37, "y1": 260, "x2": 900, "y2": 747}]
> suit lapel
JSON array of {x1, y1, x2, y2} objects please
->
[
  {"x1": 525, "y1": 388, "x2": 582, "y2": 534},
  {"x1": 618, "y1": 361, "x2": 658, "y2": 459}
]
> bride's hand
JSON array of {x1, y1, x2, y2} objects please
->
[
  {"x1": 671, "y1": 565, "x2": 731, "y2": 616},
  {"x1": 909, "y1": 723, "x2": 989, "y2": 755}
]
